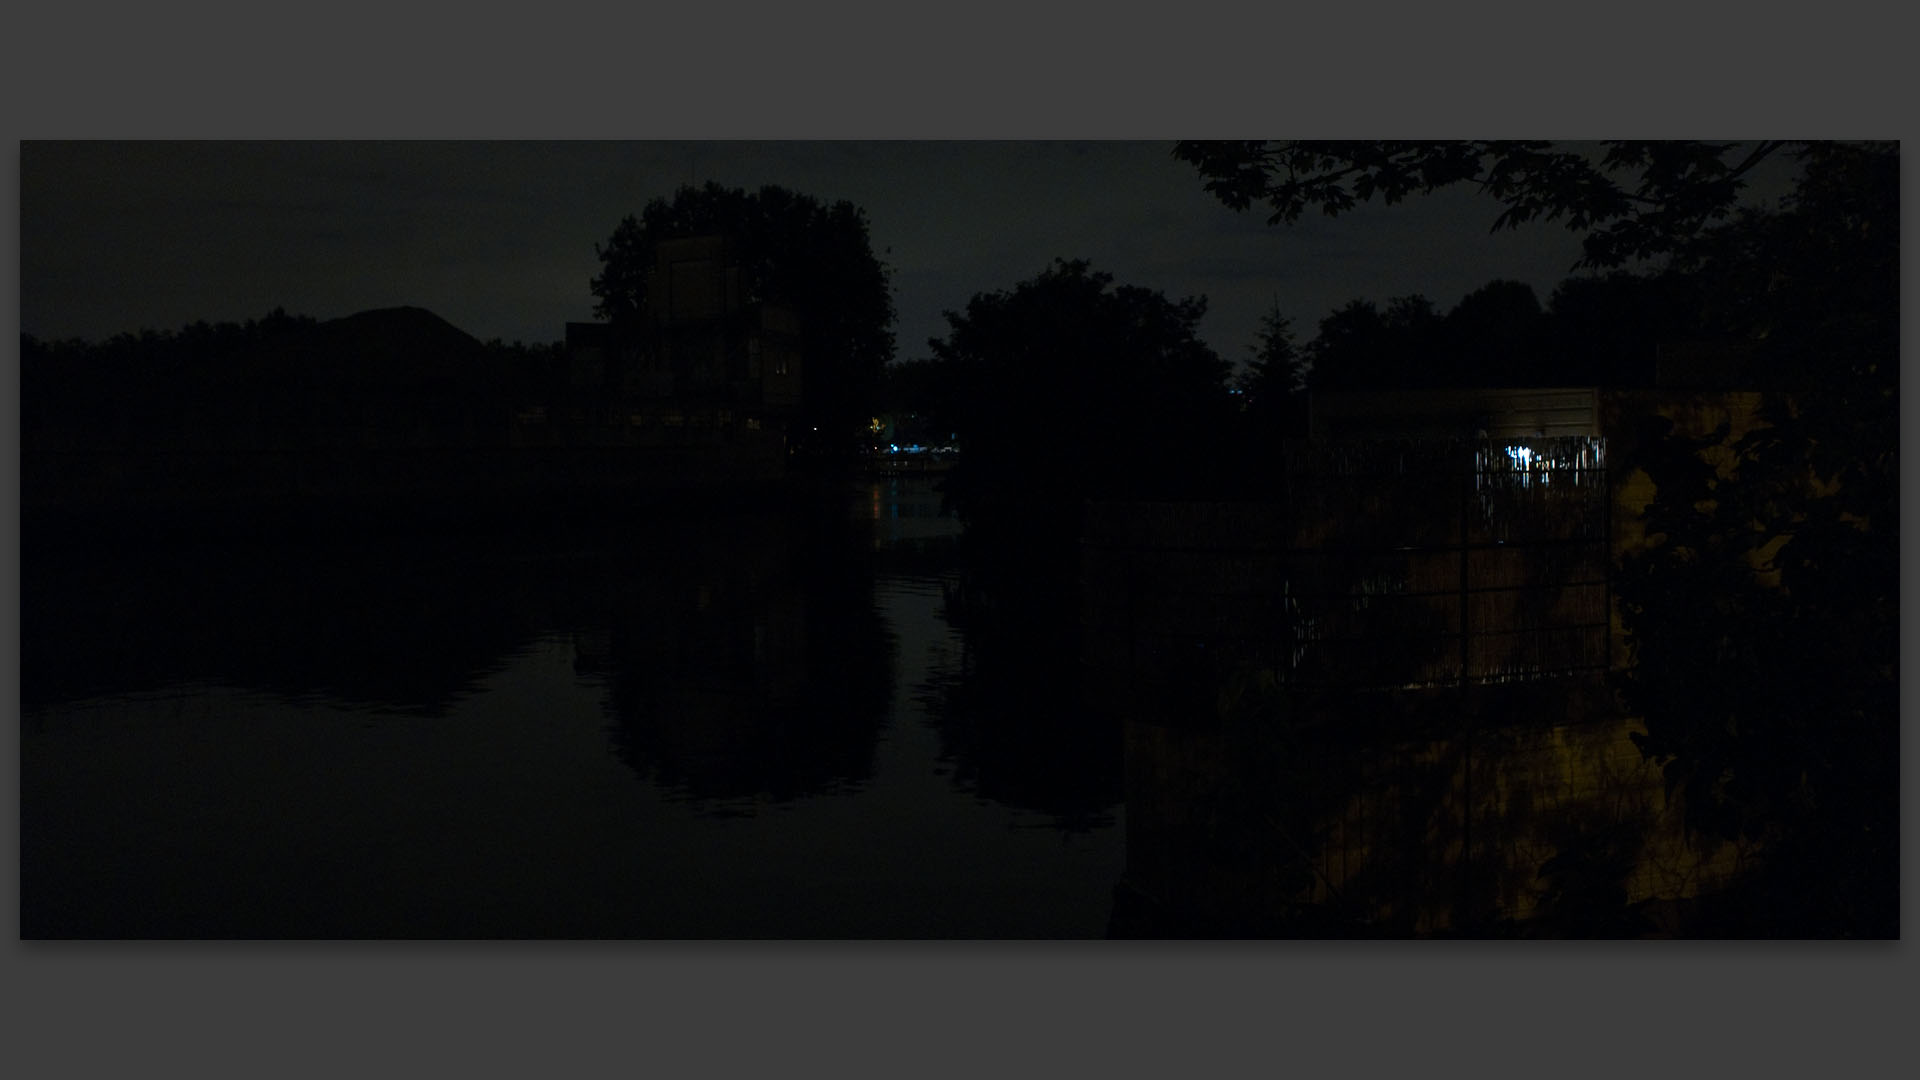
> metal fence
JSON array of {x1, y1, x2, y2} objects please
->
[{"x1": 1082, "y1": 435, "x2": 1611, "y2": 698}]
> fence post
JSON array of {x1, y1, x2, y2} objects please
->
[{"x1": 1459, "y1": 434, "x2": 1475, "y2": 935}]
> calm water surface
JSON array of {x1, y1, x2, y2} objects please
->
[{"x1": 21, "y1": 477, "x2": 1124, "y2": 937}]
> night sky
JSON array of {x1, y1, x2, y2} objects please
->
[{"x1": 19, "y1": 141, "x2": 1805, "y2": 373}]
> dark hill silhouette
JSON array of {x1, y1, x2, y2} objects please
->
[
  {"x1": 22, "y1": 304, "x2": 507, "y2": 404},
  {"x1": 306, "y1": 306, "x2": 501, "y2": 389}
]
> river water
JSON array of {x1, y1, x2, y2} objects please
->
[{"x1": 21, "y1": 476, "x2": 1126, "y2": 938}]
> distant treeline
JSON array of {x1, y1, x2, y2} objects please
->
[
  {"x1": 879, "y1": 267, "x2": 1709, "y2": 456},
  {"x1": 22, "y1": 306, "x2": 564, "y2": 454},
  {"x1": 1286, "y1": 271, "x2": 1702, "y2": 392},
  {"x1": 19, "y1": 307, "x2": 617, "y2": 537}
]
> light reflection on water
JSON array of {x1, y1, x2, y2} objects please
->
[{"x1": 21, "y1": 477, "x2": 1125, "y2": 938}]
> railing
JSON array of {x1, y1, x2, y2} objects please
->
[
  {"x1": 1088, "y1": 436, "x2": 1675, "y2": 934},
  {"x1": 1083, "y1": 436, "x2": 1611, "y2": 696}
]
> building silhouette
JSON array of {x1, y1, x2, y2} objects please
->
[{"x1": 517, "y1": 236, "x2": 802, "y2": 473}]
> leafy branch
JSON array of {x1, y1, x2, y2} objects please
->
[{"x1": 1172, "y1": 140, "x2": 1798, "y2": 269}]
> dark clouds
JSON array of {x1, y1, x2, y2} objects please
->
[{"x1": 20, "y1": 141, "x2": 1798, "y2": 369}]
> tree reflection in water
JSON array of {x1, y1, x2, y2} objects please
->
[
  {"x1": 913, "y1": 614, "x2": 1122, "y2": 835},
  {"x1": 22, "y1": 476, "x2": 1129, "y2": 937},
  {"x1": 910, "y1": 489, "x2": 1125, "y2": 834},
  {"x1": 587, "y1": 499, "x2": 895, "y2": 811}
]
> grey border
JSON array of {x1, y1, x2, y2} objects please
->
[{"x1": 6, "y1": 4, "x2": 1913, "y2": 1078}]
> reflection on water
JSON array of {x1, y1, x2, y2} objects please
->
[
  {"x1": 21, "y1": 477, "x2": 1125, "y2": 938},
  {"x1": 585, "y1": 505, "x2": 894, "y2": 811}
]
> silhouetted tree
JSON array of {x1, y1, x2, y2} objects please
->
[
  {"x1": 1383, "y1": 295, "x2": 1442, "y2": 381},
  {"x1": 1301, "y1": 299, "x2": 1383, "y2": 391},
  {"x1": 1304, "y1": 294, "x2": 1438, "y2": 390},
  {"x1": 1173, "y1": 140, "x2": 1794, "y2": 269},
  {"x1": 1544, "y1": 271, "x2": 1697, "y2": 387},
  {"x1": 590, "y1": 182, "x2": 897, "y2": 457},
  {"x1": 22, "y1": 308, "x2": 329, "y2": 450},
  {"x1": 1299, "y1": 272, "x2": 1682, "y2": 392},
  {"x1": 1238, "y1": 304, "x2": 1305, "y2": 423},
  {"x1": 926, "y1": 258, "x2": 1233, "y2": 585},
  {"x1": 1611, "y1": 142, "x2": 1897, "y2": 936},
  {"x1": 874, "y1": 357, "x2": 960, "y2": 449},
  {"x1": 879, "y1": 357, "x2": 946, "y2": 413},
  {"x1": 1260, "y1": 273, "x2": 1670, "y2": 395},
  {"x1": 1437, "y1": 279, "x2": 1545, "y2": 387}
]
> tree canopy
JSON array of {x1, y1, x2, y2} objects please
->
[
  {"x1": 1179, "y1": 139, "x2": 1899, "y2": 933},
  {"x1": 1542, "y1": 271, "x2": 1696, "y2": 387},
  {"x1": 1295, "y1": 286, "x2": 1554, "y2": 391},
  {"x1": 1173, "y1": 140, "x2": 1797, "y2": 269},
  {"x1": 1259, "y1": 269, "x2": 1709, "y2": 394},
  {"x1": 1609, "y1": 142, "x2": 1897, "y2": 935},
  {"x1": 1300, "y1": 294, "x2": 1442, "y2": 391},
  {"x1": 1236, "y1": 304, "x2": 1305, "y2": 429},
  {"x1": 590, "y1": 182, "x2": 896, "y2": 454},
  {"x1": 1435, "y1": 279, "x2": 1544, "y2": 387},
  {"x1": 924, "y1": 259, "x2": 1233, "y2": 575}
]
